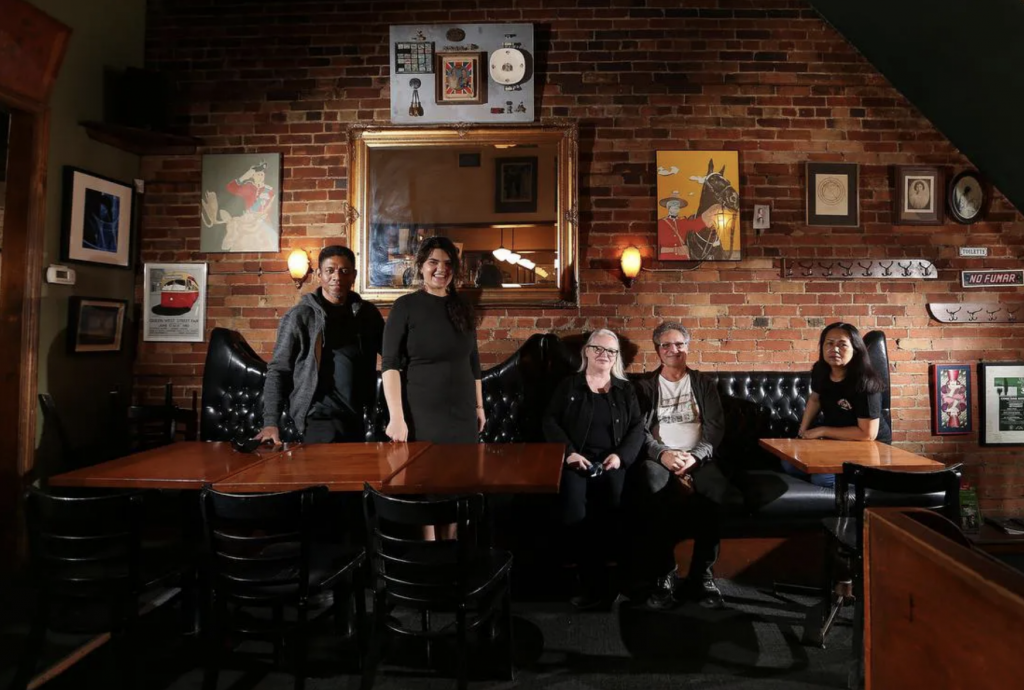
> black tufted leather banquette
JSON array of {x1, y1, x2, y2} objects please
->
[{"x1": 200, "y1": 327, "x2": 895, "y2": 523}]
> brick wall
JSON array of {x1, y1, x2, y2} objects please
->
[{"x1": 139, "y1": 0, "x2": 1024, "y2": 513}]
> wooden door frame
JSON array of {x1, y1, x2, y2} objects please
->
[{"x1": 0, "y1": 0, "x2": 71, "y2": 565}]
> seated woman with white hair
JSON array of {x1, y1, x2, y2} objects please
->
[{"x1": 542, "y1": 328, "x2": 644, "y2": 610}]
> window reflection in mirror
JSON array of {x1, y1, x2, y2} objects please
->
[{"x1": 348, "y1": 125, "x2": 577, "y2": 305}]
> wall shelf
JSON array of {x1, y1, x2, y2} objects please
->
[{"x1": 80, "y1": 121, "x2": 202, "y2": 156}]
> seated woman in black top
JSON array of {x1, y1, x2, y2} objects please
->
[
  {"x1": 542, "y1": 328, "x2": 644, "y2": 609},
  {"x1": 784, "y1": 322, "x2": 891, "y2": 488}
]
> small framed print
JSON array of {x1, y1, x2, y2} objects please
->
[
  {"x1": 67, "y1": 296, "x2": 127, "y2": 354},
  {"x1": 61, "y1": 167, "x2": 135, "y2": 268},
  {"x1": 494, "y1": 157, "x2": 538, "y2": 213},
  {"x1": 978, "y1": 362, "x2": 1024, "y2": 446},
  {"x1": 143, "y1": 262, "x2": 208, "y2": 343},
  {"x1": 896, "y1": 165, "x2": 944, "y2": 225},
  {"x1": 806, "y1": 162, "x2": 859, "y2": 227},
  {"x1": 931, "y1": 364, "x2": 972, "y2": 435},
  {"x1": 434, "y1": 51, "x2": 487, "y2": 105},
  {"x1": 948, "y1": 169, "x2": 988, "y2": 224}
]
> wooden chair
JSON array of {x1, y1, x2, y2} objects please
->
[
  {"x1": 199, "y1": 485, "x2": 366, "y2": 690},
  {"x1": 112, "y1": 383, "x2": 198, "y2": 456},
  {"x1": 10, "y1": 487, "x2": 187, "y2": 690},
  {"x1": 811, "y1": 462, "x2": 962, "y2": 652},
  {"x1": 361, "y1": 484, "x2": 514, "y2": 690}
]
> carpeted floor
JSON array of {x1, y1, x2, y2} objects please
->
[{"x1": 1, "y1": 579, "x2": 855, "y2": 689}]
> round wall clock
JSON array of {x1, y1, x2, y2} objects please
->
[
  {"x1": 489, "y1": 47, "x2": 527, "y2": 85},
  {"x1": 948, "y1": 170, "x2": 987, "y2": 224}
]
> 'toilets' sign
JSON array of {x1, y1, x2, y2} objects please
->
[{"x1": 961, "y1": 269, "x2": 1024, "y2": 288}]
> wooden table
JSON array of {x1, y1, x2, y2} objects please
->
[
  {"x1": 214, "y1": 442, "x2": 432, "y2": 493},
  {"x1": 383, "y1": 442, "x2": 565, "y2": 495},
  {"x1": 49, "y1": 441, "x2": 282, "y2": 490},
  {"x1": 758, "y1": 438, "x2": 944, "y2": 474}
]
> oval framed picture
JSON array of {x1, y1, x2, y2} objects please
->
[{"x1": 948, "y1": 170, "x2": 988, "y2": 224}]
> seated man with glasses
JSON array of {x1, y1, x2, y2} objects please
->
[
  {"x1": 629, "y1": 321, "x2": 729, "y2": 610},
  {"x1": 257, "y1": 245, "x2": 384, "y2": 445}
]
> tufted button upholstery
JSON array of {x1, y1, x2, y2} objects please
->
[
  {"x1": 200, "y1": 328, "x2": 299, "y2": 442},
  {"x1": 363, "y1": 333, "x2": 557, "y2": 443}
]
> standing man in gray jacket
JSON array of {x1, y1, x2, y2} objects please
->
[
  {"x1": 630, "y1": 321, "x2": 732, "y2": 610},
  {"x1": 256, "y1": 245, "x2": 384, "y2": 445}
]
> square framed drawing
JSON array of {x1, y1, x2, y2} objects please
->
[
  {"x1": 200, "y1": 153, "x2": 281, "y2": 253},
  {"x1": 655, "y1": 151, "x2": 741, "y2": 261},
  {"x1": 143, "y1": 263, "x2": 208, "y2": 343},
  {"x1": 61, "y1": 167, "x2": 134, "y2": 268},
  {"x1": 931, "y1": 364, "x2": 972, "y2": 435},
  {"x1": 806, "y1": 162, "x2": 859, "y2": 227},
  {"x1": 66, "y1": 297, "x2": 127, "y2": 354},
  {"x1": 896, "y1": 165, "x2": 944, "y2": 225},
  {"x1": 494, "y1": 157, "x2": 538, "y2": 214},
  {"x1": 434, "y1": 51, "x2": 486, "y2": 105},
  {"x1": 978, "y1": 362, "x2": 1024, "y2": 446}
]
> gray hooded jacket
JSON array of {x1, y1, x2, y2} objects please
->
[{"x1": 262, "y1": 289, "x2": 383, "y2": 434}]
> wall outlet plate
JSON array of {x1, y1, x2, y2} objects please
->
[
  {"x1": 753, "y1": 204, "x2": 770, "y2": 231},
  {"x1": 45, "y1": 264, "x2": 76, "y2": 285}
]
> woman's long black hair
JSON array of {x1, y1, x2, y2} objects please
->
[
  {"x1": 811, "y1": 322, "x2": 885, "y2": 394},
  {"x1": 414, "y1": 236, "x2": 475, "y2": 333}
]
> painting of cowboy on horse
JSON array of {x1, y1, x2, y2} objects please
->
[{"x1": 656, "y1": 151, "x2": 740, "y2": 261}]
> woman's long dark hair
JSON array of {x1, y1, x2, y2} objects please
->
[
  {"x1": 414, "y1": 236, "x2": 475, "y2": 333},
  {"x1": 810, "y1": 322, "x2": 884, "y2": 393}
]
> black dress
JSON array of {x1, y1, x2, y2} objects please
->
[{"x1": 381, "y1": 290, "x2": 481, "y2": 443}]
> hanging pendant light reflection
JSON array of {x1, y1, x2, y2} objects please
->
[{"x1": 492, "y1": 227, "x2": 511, "y2": 261}]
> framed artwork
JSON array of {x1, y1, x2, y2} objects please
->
[
  {"x1": 434, "y1": 51, "x2": 486, "y2": 105},
  {"x1": 143, "y1": 262, "x2": 209, "y2": 343},
  {"x1": 66, "y1": 297, "x2": 127, "y2": 354},
  {"x1": 806, "y1": 162, "x2": 859, "y2": 227},
  {"x1": 494, "y1": 157, "x2": 538, "y2": 213},
  {"x1": 200, "y1": 153, "x2": 281, "y2": 253},
  {"x1": 948, "y1": 169, "x2": 988, "y2": 224},
  {"x1": 931, "y1": 364, "x2": 972, "y2": 435},
  {"x1": 978, "y1": 362, "x2": 1024, "y2": 446},
  {"x1": 896, "y1": 165, "x2": 944, "y2": 224},
  {"x1": 655, "y1": 151, "x2": 741, "y2": 261},
  {"x1": 61, "y1": 167, "x2": 134, "y2": 268}
]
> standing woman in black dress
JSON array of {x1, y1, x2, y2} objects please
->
[{"x1": 381, "y1": 236, "x2": 485, "y2": 446}]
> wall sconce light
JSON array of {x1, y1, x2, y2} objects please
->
[
  {"x1": 287, "y1": 248, "x2": 312, "y2": 289},
  {"x1": 620, "y1": 246, "x2": 642, "y2": 287}
]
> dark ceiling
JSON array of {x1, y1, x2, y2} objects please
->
[{"x1": 811, "y1": 0, "x2": 1024, "y2": 215}]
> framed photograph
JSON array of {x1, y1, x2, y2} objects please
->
[
  {"x1": 656, "y1": 151, "x2": 741, "y2": 261},
  {"x1": 66, "y1": 297, "x2": 127, "y2": 354},
  {"x1": 143, "y1": 263, "x2": 208, "y2": 343},
  {"x1": 948, "y1": 169, "x2": 988, "y2": 224},
  {"x1": 200, "y1": 153, "x2": 281, "y2": 253},
  {"x1": 494, "y1": 157, "x2": 538, "y2": 214},
  {"x1": 896, "y1": 165, "x2": 944, "y2": 225},
  {"x1": 806, "y1": 162, "x2": 859, "y2": 227},
  {"x1": 434, "y1": 51, "x2": 487, "y2": 105},
  {"x1": 931, "y1": 364, "x2": 972, "y2": 435},
  {"x1": 61, "y1": 167, "x2": 134, "y2": 268},
  {"x1": 978, "y1": 362, "x2": 1024, "y2": 446}
]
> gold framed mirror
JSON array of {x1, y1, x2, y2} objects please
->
[{"x1": 347, "y1": 123, "x2": 577, "y2": 306}]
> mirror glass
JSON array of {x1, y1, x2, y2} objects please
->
[{"x1": 348, "y1": 124, "x2": 577, "y2": 305}]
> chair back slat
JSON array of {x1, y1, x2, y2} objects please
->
[
  {"x1": 363, "y1": 484, "x2": 484, "y2": 605},
  {"x1": 200, "y1": 486, "x2": 323, "y2": 604},
  {"x1": 25, "y1": 486, "x2": 144, "y2": 592}
]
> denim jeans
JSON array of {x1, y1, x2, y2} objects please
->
[{"x1": 780, "y1": 459, "x2": 836, "y2": 488}]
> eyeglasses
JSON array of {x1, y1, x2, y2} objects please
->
[
  {"x1": 657, "y1": 341, "x2": 688, "y2": 351},
  {"x1": 587, "y1": 345, "x2": 619, "y2": 356}
]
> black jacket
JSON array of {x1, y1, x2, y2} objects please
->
[
  {"x1": 633, "y1": 367, "x2": 725, "y2": 466},
  {"x1": 542, "y1": 372, "x2": 645, "y2": 467}
]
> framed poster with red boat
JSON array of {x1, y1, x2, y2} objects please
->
[{"x1": 143, "y1": 262, "x2": 208, "y2": 342}]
